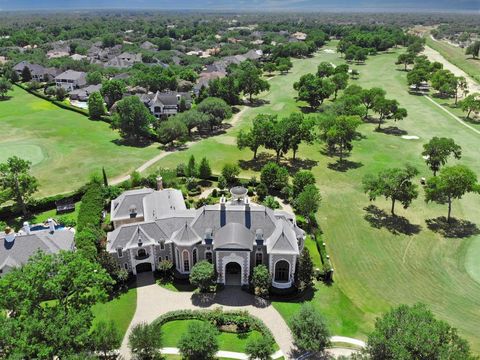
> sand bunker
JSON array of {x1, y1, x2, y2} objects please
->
[
  {"x1": 323, "y1": 49, "x2": 336, "y2": 53},
  {"x1": 401, "y1": 135, "x2": 420, "y2": 140}
]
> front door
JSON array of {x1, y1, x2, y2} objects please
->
[{"x1": 225, "y1": 262, "x2": 242, "y2": 286}]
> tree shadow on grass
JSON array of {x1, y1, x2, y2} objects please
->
[
  {"x1": 244, "y1": 98, "x2": 270, "y2": 107},
  {"x1": 111, "y1": 138, "x2": 153, "y2": 148},
  {"x1": 375, "y1": 126, "x2": 408, "y2": 136},
  {"x1": 426, "y1": 217, "x2": 480, "y2": 238},
  {"x1": 239, "y1": 152, "x2": 318, "y2": 173},
  {"x1": 327, "y1": 159, "x2": 363, "y2": 172},
  {"x1": 364, "y1": 205, "x2": 421, "y2": 235},
  {"x1": 0, "y1": 96, "x2": 12, "y2": 101}
]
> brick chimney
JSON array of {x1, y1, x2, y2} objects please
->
[{"x1": 156, "y1": 176, "x2": 163, "y2": 191}]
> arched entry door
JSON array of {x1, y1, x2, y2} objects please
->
[
  {"x1": 136, "y1": 262, "x2": 153, "y2": 273},
  {"x1": 225, "y1": 262, "x2": 242, "y2": 286}
]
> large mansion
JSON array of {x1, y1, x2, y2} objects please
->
[{"x1": 107, "y1": 181, "x2": 305, "y2": 288}]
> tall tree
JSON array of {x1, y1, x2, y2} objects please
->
[
  {"x1": 251, "y1": 264, "x2": 271, "y2": 298},
  {"x1": 395, "y1": 53, "x2": 415, "y2": 71},
  {"x1": 318, "y1": 115, "x2": 362, "y2": 161},
  {"x1": 235, "y1": 60, "x2": 270, "y2": 102},
  {"x1": 366, "y1": 303, "x2": 475, "y2": 360},
  {"x1": 317, "y1": 62, "x2": 335, "y2": 78},
  {"x1": 0, "y1": 156, "x2": 38, "y2": 216},
  {"x1": 282, "y1": 113, "x2": 314, "y2": 160},
  {"x1": 425, "y1": 165, "x2": 478, "y2": 222},
  {"x1": 0, "y1": 251, "x2": 112, "y2": 358},
  {"x1": 157, "y1": 118, "x2": 188, "y2": 147},
  {"x1": 297, "y1": 247, "x2": 315, "y2": 290},
  {"x1": 100, "y1": 79, "x2": 126, "y2": 109},
  {"x1": 128, "y1": 322, "x2": 162, "y2": 360},
  {"x1": 178, "y1": 321, "x2": 219, "y2": 360},
  {"x1": 236, "y1": 113, "x2": 273, "y2": 159},
  {"x1": 196, "y1": 97, "x2": 232, "y2": 131},
  {"x1": 245, "y1": 336, "x2": 275, "y2": 360},
  {"x1": 189, "y1": 261, "x2": 215, "y2": 292},
  {"x1": 422, "y1": 137, "x2": 462, "y2": 176},
  {"x1": 373, "y1": 98, "x2": 400, "y2": 129},
  {"x1": 363, "y1": 165, "x2": 419, "y2": 216},
  {"x1": 111, "y1": 96, "x2": 155, "y2": 141},
  {"x1": 21, "y1": 66, "x2": 31, "y2": 82},
  {"x1": 198, "y1": 157, "x2": 212, "y2": 180},
  {"x1": 465, "y1": 41, "x2": 480, "y2": 59},
  {"x1": 294, "y1": 73, "x2": 335, "y2": 109},
  {"x1": 292, "y1": 170, "x2": 316, "y2": 198},
  {"x1": 331, "y1": 72, "x2": 349, "y2": 99},
  {"x1": 459, "y1": 93, "x2": 480, "y2": 119},
  {"x1": 0, "y1": 77, "x2": 12, "y2": 98},
  {"x1": 294, "y1": 184, "x2": 321, "y2": 219},
  {"x1": 290, "y1": 304, "x2": 330, "y2": 353},
  {"x1": 360, "y1": 87, "x2": 386, "y2": 119},
  {"x1": 90, "y1": 320, "x2": 122, "y2": 359},
  {"x1": 87, "y1": 91, "x2": 105, "y2": 120}
]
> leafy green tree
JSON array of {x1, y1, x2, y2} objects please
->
[
  {"x1": 0, "y1": 77, "x2": 12, "y2": 98},
  {"x1": 293, "y1": 170, "x2": 316, "y2": 197},
  {"x1": 21, "y1": 66, "x2": 31, "y2": 82},
  {"x1": 178, "y1": 321, "x2": 219, "y2": 360},
  {"x1": 459, "y1": 93, "x2": 480, "y2": 119},
  {"x1": 260, "y1": 162, "x2": 289, "y2": 192},
  {"x1": 294, "y1": 184, "x2": 321, "y2": 219},
  {"x1": 366, "y1": 303, "x2": 475, "y2": 360},
  {"x1": 465, "y1": 40, "x2": 480, "y2": 59},
  {"x1": 293, "y1": 73, "x2": 335, "y2": 109},
  {"x1": 55, "y1": 86, "x2": 67, "y2": 101},
  {"x1": 207, "y1": 76, "x2": 241, "y2": 105},
  {"x1": 318, "y1": 115, "x2": 362, "y2": 161},
  {"x1": 198, "y1": 157, "x2": 212, "y2": 180},
  {"x1": 157, "y1": 36, "x2": 172, "y2": 50},
  {"x1": 373, "y1": 98, "x2": 400, "y2": 129},
  {"x1": 290, "y1": 304, "x2": 330, "y2": 353},
  {"x1": 431, "y1": 69, "x2": 457, "y2": 98},
  {"x1": 221, "y1": 163, "x2": 240, "y2": 185},
  {"x1": 157, "y1": 118, "x2": 188, "y2": 147},
  {"x1": 276, "y1": 57, "x2": 292, "y2": 74},
  {"x1": 251, "y1": 264, "x2": 271, "y2": 298},
  {"x1": 363, "y1": 165, "x2": 419, "y2": 216},
  {"x1": 101, "y1": 79, "x2": 126, "y2": 109},
  {"x1": 317, "y1": 61, "x2": 335, "y2": 78},
  {"x1": 88, "y1": 91, "x2": 105, "y2": 119},
  {"x1": 0, "y1": 156, "x2": 38, "y2": 216},
  {"x1": 157, "y1": 259, "x2": 173, "y2": 277},
  {"x1": 354, "y1": 48, "x2": 368, "y2": 63},
  {"x1": 112, "y1": 96, "x2": 155, "y2": 141},
  {"x1": 425, "y1": 165, "x2": 478, "y2": 222},
  {"x1": 128, "y1": 322, "x2": 162, "y2": 360},
  {"x1": 331, "y1": 72, "x2": 349, "y2": 99},
  {"x1": 86, "y1": 71, "x2": 103, "y2": 85},
  {"x1": 91, "y1": 320, "x2": 121, "y2": 359},
  {"x1": 263, "y1": 195, "x2": 280, "y2": 209},
  {"x1": 196, "y1": 97, "x2": 232, "y2": 131},
  {"x1": 245, "y1": 335, "x2": 275, "y2": 360},
  {"x1": 237, "y1": 114, "x2": 275, "y2": 160},
  {"x1": 297, "y1": 247, "x2": 315, "y2": 290},
  {"x1": 235, "y1": 60, "x2": 270, "y2": 102},
  {"x1": 255, "y1": 182, "x2": 268, "y2": 200},
  {"x1": 176, "y1": 109, "x2": 208, "y2": 136},
  {"x1": 0, "y1": 251, "x2": 113, "y2": 358},
  {"x1": 395, "y1": 53, "x2": 415, "y2": 71},
  {"x1": 454, "y1": 76, "x2": 467, "y2": 105},
  {"x1": 186, "y1": 155, "x2": 197, "y2": 178},
  {"x1": 422, "y1": 137, "x2": 462, "y2": 176},
  {"x1": 282, "y1": 113, "x2": 315, "y2": 160},
  {"x1": 360, "y1": 87, "x2": 386, "y2": 119},
  {"x1": 189, "y1": 260, "x2": 216, "y2": 292},
  {"x1": 263, "y1": 62, "x2": 277, "y2": 75}
]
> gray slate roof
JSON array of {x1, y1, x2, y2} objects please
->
[
  {"x1": 55, "y1": 70, "x2": 86, "y2": 81},
  {"x1": 143, "y1": 189, "x2": 187, "y2": 221},
  {"x1": 213, "y1": 222, "x2": 254, "y2": 250},
  {"x1": 0, "y1": 229, "x2": 75, "y2": 275},
  {"x1": 111, "y1": 188, "x2": 154, "y2": 221}
]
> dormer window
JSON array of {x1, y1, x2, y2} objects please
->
[
  {"x1": 129, "y1": 205, "x2": 137, "y2": 218},
  {"x1": 117, "y1": 248, "x2": 123, "y2": 258},
  {"x1": 160, "y1": 241, "x2": 165, "y2": 250}
]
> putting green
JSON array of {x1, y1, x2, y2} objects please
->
[
  {"x1": 465, "y1": 236, "x2": 480, "y2": 285},
  {"x1": 0, "y1": 142, "x2": 45, "y2": 166}
]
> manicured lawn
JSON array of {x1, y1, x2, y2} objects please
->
[
  {"x1": 151, "y1": 42, "x2": 480, "y2": 352},
  {"x1": 304, "y1": 236, "x2": 322, "y2": 268},
  {"x1": 160, "y1": 319, "x2": 273, "y2": 353},
  {"x1": 426, "y1": 37, "x2": 480, "y2": 82},
  {"x1": 91, "y1": 287, "x2": 137, "y2": 339},
  {"x1": 0, "y1": 86, "x2": 161, "y2": 196}
]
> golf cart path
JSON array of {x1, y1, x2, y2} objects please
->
[
  {"x1": 423, "y1": 41, "x2": 480, "y2": 94},
  {"x1": 110, "y1": 106, "x2": 248, "y2": 185},
  {"x1": 119, "y1": 273, "x2": 364, "y2": 360}
]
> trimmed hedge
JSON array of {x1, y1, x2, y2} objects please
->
[
  {"x1": 313, "y1": 230, "x2": 334, "y2": 282},
  {"x1": 77, "y1": 183, "x2": 105, "y2": 232},
  {"x1": 152, "y1": 309, "x2": 275, "y2": 340}
]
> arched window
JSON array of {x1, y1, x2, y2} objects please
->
[
  {"x1": 117, "y1": 248, "x2": 123, "y2": 258},
  {"x1": 274, "y1": 260, "x2": 290, "y2": 282},
  {"x1": 255, "y1": 252, "x2": 263, "y2": 266},
  {"x1": 138, "y1": 248, "x2": 146, "y2": 257},
  {"x1": 158, "y1": 256, "x2": 162, "y2": 263},
  {"x1": 193, "y1": 248, "x2": 198, "y2": 265},
  {"x1": 182, "y1": 250, "x2": 190, "y2": 272},
  {"x1": 160, "y1": 241, "x2": 165, "y2": 250},
  {"x1": 205, "y1": 251, "x2": 213, "y2": 264},
  {"x1": 124, "y1": 263, "x2": 128, "y2": 270}
]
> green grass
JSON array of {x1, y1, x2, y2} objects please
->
[
  {"x1": 426, "y1": 37, "x2": 480, "y2": 82},
  {"x1": 160, "y1": 319, "x2": 273, "y2": 353},
  {"x1": 150, "y1": 42, "x2": 480, "y2": 352},
  {"x1": 91, "y1": 287, "x2": 137, "y2": 339},
  {"x1": 0, "y1": 86, "x2": 161, "y2": 196},
  {"x1": 304, "y1": 236, "x2": 322, "y2": 268}
]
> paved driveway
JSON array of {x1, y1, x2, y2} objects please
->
[{"x1": 119, "y1": 272, "x2": 295, "y2": 359}]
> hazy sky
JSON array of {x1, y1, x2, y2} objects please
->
[{"x1": 0, "y1": 0, "x2": 478, "y2": 11}]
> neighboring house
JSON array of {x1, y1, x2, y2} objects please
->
[
  {"x1": 138, "y1": 91, "x2": 192, "y2": 118},
  {"x1": 112, "y1": 73, "x2": 131, "y2": 81},
  {"x1": 107, "y1": 184, "x2": 304, "y2": 288},
  {"x1": 140, "y1": 41, "x2": 156, "y2": 50},
  {"x1": 55, "y1": 70, "x2": 87, "y2": 91},
  {"x1": 105, "y1": 52, "x2": 142, "y2": 69},
  {"x1": 291, "y1": 32, "x2": 307, "y2": 41},
  {"x1": 47, "y1": 50, "x2": 69, "y2": 59},
  {"x1": 70, "y1": 53, "x2": 87, "y2": 61},
  {"x1": 0, "y1": 221, "x2": 75, "y2": 277},
  {"x1": 69, "y1": 84, "x2": 102, "y2": 101},
  {"x1": 193, "y1": 71, "x2": 226, "y2": 95},
  {"x1": 13, "y1": 61, "x2": 49, "y2": 81}
]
